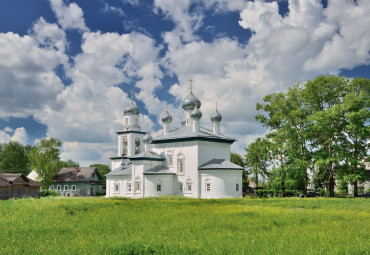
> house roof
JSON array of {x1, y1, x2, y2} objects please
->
[
  {"x1": 53, "y1": 167, "x2": 102, "y2": 183},
  {"x1": 0, "y1": 173, "x2": 41, "y2": 187},
  {"x1": 152, "y1": 126, "x2": 235, "y2": 144},
  {"x1": 198, "y1": 159, "x2": 245, "y2": 170},
  {"x1": 143, "y1": 165, "x2": 176, "y2": 175}
]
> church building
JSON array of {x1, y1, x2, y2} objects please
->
[{"x1": 106, "y1": 84, "x2": 244, "y2": 198}]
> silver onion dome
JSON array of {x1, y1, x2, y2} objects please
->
[
  {"x1": 181, "y1": 92, "x2": 201, "y2": 111},
  {"x1": 142, "y1": 132, "x2": 152, "y2": 144},
  {"x1": 191, "y1": 106, "x2": 202, "y2": 119},
  {"x1": 160, "y1": 109, "x2": 173, "y2": 124},
  {"x1": 124, "y1": 101, "x2": 140, "y2": 115},
  {"x1": 211, "y1": 109, "x2": 222, "y2": 122}
]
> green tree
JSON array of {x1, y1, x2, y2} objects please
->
[
  {"x1": 0, "y1": 141, "x2": 31, "y2": 175},
  {"x1": 59, "y1": 159, "x2": 80, "y2": 168},
  {"x1": 245, "y1": 138, "x2": 270, "y2": 187},
  {"x1": 89, "y1": 164, "x2": 110, "y2": 183},
  {"x1": 29, "y1": 137, "x2": 62, "y2": 189},
  {"x1": 231, "y1": 153, "x2": 247, "y2": 191}
]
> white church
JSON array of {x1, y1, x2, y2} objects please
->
[{"x1": 106, "y1": 84, "x2": 244, "y2": 198}]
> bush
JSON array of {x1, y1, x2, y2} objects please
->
[
  {"x1": 40, "y1": 189, "x2": 60, "y2": 197},
  {"x1": 256, "y1": 189, "x2": 301, "y2": 198}
]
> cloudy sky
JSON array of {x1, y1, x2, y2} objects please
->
[{"x1": 0, "y1": 0, "x2": 369, "y2": 166}]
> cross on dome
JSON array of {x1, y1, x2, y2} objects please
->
[{"x1": 188, "y1": 78, "x2": 194, "y2": 92}]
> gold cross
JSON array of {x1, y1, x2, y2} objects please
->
[
  {"x1": 215, "y1": 102, "x2": 218, "y2": 110},
  {"x1": 188, "y1": 78, "x2": 194, "y2": 92},
  {"x1": 131, "y1": 89, "x2": 134, "y2": 102},
  {"x1": 146, "y1": 123, "x2": 149, "y2": 133},
  {"x1": 165, "y1": 102, "x2": 168, "y2": 111}
]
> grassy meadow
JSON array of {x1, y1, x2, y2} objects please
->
[{"x1": 0, "y1": 197, "x2": 369, "y2": 255}]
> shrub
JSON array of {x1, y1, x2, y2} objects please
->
[{"x1": 40, "y1": 189, "x2": 60, "y2": 197}]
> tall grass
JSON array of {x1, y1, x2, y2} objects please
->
[{"x1": 0, "y1": 197, "x2": 369, "y2": 254}]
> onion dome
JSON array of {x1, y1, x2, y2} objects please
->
[
  {"x1": 211, "y1": 108, "x2": 222, "y2": 122},
  {"x1": 191, "y1": 105, "x2": 202, "y2": 119},
  {"x1": 160, "y1": 105, "x2": 173, "y2": 124},
  {"x1": 143, "y1": 127, "x2": 153, "y2": 144},
  {"x1": 181, "y1": 92, "x2": 201, "y2": 111},
  {"x1": 124, "y1": 101, "x2": 140, "y2": 115}
]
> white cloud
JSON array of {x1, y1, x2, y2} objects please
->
[
  {"x1": 0, "y1": 127, "x2": 28, "y2": 145},
  {"x1": 49, "y1": 0, "x2": 89, "y2": 32},
  {"x1": 3, "y1": 127, "x2": 14, "y2": 133},
  {"x1": 102, "y1": 3, "x2": 124, "y2": 16},
  {"x1": 0, "y1": 32, "x2": 65, "y2": 118}
]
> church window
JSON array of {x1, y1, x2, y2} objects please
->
[
  {"x1": 114, "y1": 184, "x2": 119, "y2": 193},
  {"x1": 177, "y1": 152, "x2": 185, "y2": 174},
  {"x1": 127, "y1": 184, "x2": 132, "y2": 192},
  {"x1": 124, "y1": 118, "x2": 128, "y2": 127},
  {"x1": 187, "y1": 184, "x2": 192, "y2": 192},
  {"x1": 122, "y1": 137, "x2": 127, "y2": 156},
  {"x1": 135, "y1": 182, "x2": 140, "y2": 192},
  {"x1": 206, "y1": 183, "x2": 211, "y2": 192},
  {"x1": 57, "y1": 185, "x2": 61, "y2": 191},
  {"x1": 71, "y1": 185, "x2": 76, "y2": 191},
  {"x1": 135, "y1": 138, "x2": 140, "y2": 155},
  {"x1": 179, "y1": 184, "x2": 183, "y2": 191},
  {"x1": 236, "y1": 184, "x2": 239, "y2": 192},
  {"x1": 157, "y1": 185, "x2": 162, "y2": 192},
  {"x1": 167, "y1": 154, "x2": 173, "y2": 167}
]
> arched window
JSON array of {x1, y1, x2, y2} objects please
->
[
  {"x1": 135, "y1": 138, "x2": 140, "y2": 154},
  {"x1": 121, "y1": 137, "x2": 128, "y2": 156},
  {"x1": 177, "y1": 152, "x2": 185, "y2": 174},
  {"x1": 135, "y1": 176, "x2": 141, "y2": 193}
]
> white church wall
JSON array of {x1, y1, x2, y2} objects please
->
[
  {"x1": 144, "y1": 175, "x2": 174, "y2": 197},
  {"x1": 152, "y1": 141, "x2": 200, "y2": 198},
  {"x1": 199, "y1": 170, "x2": 243, "y2": 198},
  {"x1": 106, "y1": 175, "x2": 131, "y2": 198},
  {"x1": 198, "y1": 141, "x2": 230, "y2": 165}
]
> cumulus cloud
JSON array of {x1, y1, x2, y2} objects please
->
[
  {"x1": 0, "y1": 127, "x2": 28, "y2": 145},
  {"x1": 3, "y1": 127, "x2": 14, "y2": 133},
  {"x1": 49, "y1": 0, "x2": 89, "y2": 32},
  {"x1": 0, "y1": 32, "x2": 65, "y2": 118}
]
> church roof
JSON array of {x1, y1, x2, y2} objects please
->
[
  {"x1": 152, "y1": 126, "x2": 235, "y2": 144},
  {"x1": 143, "y1": 165, "x2": 176, "y2": 175},
  {"x1": 106, "y1": 162, "x2": 132, "y2": 176},
  {"x1": 198, "y1": 159, "x2": 245, "y2": 170},
  {"x1": 110, "y1": 151, "x2": 165, "y2": 161}
]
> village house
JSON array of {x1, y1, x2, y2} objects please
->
[
  {"x1": 0, "y1": 173, "x2": 41, "y2": 200},
  {"x1": 52, "y1": 167, "x2": 104, "y2": 196},
  {"x1": 106, "y1": 85, "x2": 244, "y2": 199}
]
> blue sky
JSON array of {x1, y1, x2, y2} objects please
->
[{"x1": 0, "y1": 0, "x2": 369, "y2": 166}]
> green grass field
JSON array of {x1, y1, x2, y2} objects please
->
[{"x1": 0, "y1": 197, "x2": 369, "y2": 255}]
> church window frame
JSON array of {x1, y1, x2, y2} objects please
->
[
  {"x1": 157, "y1": 184, "x2": 162, "y2": 192},
  {"x1": 127, "y1": 182, "x2": 132, "y2": 193},
  {"x1": 135, "y1": 138, "x2": 141, "y2": 155},
  {"x1": 134, "y1": 176, "x2": 141, "y2": 193},
  {"x1": 206, "y1": 183, "x2": 211, "y2": 192},
  {"x1": 167, "y1": 154, "x2": 173, "y2": 167},
  {"x1": 177, "y1": 152, "x2": 185, "y2": 175},
  {"x1": 186, "y1": 178, "x2": 192, "y2": 194},
  {"x1": 114, "y1": 183, "x2": 120, "y2": 193},
  {"x1": 236, "y1": 183, "x2": 240, "y2": 192}
]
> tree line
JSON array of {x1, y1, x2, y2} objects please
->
[
  {"x1": 241, "y1": 75, "x2": 369, "y2": 197},
  {"x1": 0, "y1": 137, "x2": 110, "y2": 189}
]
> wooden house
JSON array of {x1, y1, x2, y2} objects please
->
[
  {"x1": 0, "y1": 173, "x2": 41, "y2": 200},
  {"x1": 52, "y1": 167, "x2": 104, "y2": 196}
]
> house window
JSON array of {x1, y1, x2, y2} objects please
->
[
  {"x1": 49, "y1": 185, "x2": 54, "y2": 190},
  {"x1": 57, "y1": 185, "x2": 61, "y2": 191},
  {"x1": 157, "y1": 185, "x2": 162, "y2": 192},
  {"x1": 114, "y1": 183, "x2": 119, "y2": 193},
  {"x1": 71, "y1": 185, "x2": 76, "y2": 191},
  {"x1": 206, "y1": 183, "x2": 211, "y2": 192},
  {"x1": 64, "y1": 185, "x2": 68, "y2": 191},
  {"x1": 127, "y1": 184, "x2": 132, "y2": 192},
  {"x1": 236, "y1": 184, "x2": 239, "y2": 192}
]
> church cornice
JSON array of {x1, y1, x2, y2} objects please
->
[
  {"x1": 151, "y1": 137, "x2": 235, "y2": 144},
  {"x1": 110, "y1": 156, "x2": 164, "y2": 161},
  {"x1": 116, "y1": 131, "x2": 146, "y2": 135}
]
